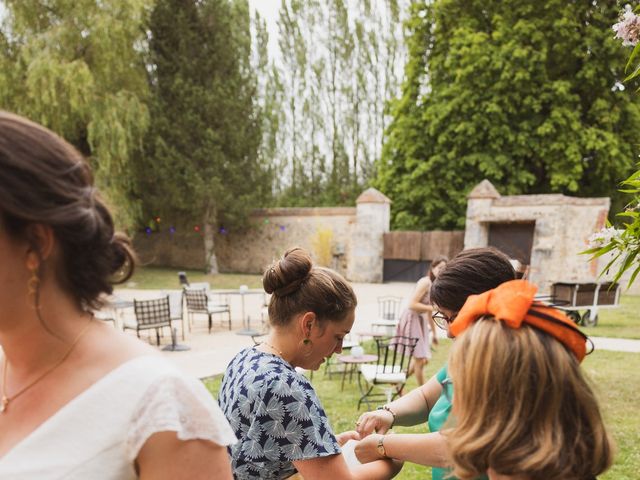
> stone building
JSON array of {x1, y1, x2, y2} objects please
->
[{"x1": 464, "y1": 180, "x2": 610, "y2": 293}]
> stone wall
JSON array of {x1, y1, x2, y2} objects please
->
[
  {"x1": 464, "y1": 180, "x2": 610, "y2": 293},
  {"x1": 134, "y1": 230, "x2": 204, "y2": 270},
  {"x1": 134, "y1": 188, "x2": 391, "y2": 282},
  {"x1": 216, "y1": 207, "x2": 356, "y2": 275},
  {"x1": 134, "y1": 208, "x2": 356, "y2": 274}
]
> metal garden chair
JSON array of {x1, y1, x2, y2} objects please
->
[
  {"x1": 357, "y1": 335, "x2": 418, "y2": 409},
  {"x1": 371, "y1": 296, "x2": 403, "y2": 334},
  {"x1": 124, "y1": 296, "x2": 173, "y2": 345},
  {"x1": 183, "y1": 287, "x2": 231, "y2": 332}
]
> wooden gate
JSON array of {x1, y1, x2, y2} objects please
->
[{"x1": 383, "y1": 231, "x2": 465, "y2": 282}]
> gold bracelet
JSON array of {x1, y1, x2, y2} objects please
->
[{"x1": 377, "y1": 435, "x2": 388, "y2": 458}]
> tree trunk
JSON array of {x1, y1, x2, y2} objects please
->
[{"x1": 203, "y1": 206, "x2": 219, "y2": 274}]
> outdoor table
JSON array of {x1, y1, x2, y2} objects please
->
[
  {"x1": 105, "y1": 296, "x2": 134, "y2": 330},
  {"x1": 325, "y1": 339, "x2": 358, "y2": 378},
  {"x1": 162, "y1": 327, "x2": 191, "y2": 352},
  {"x1": 337, "y1": 354, "x2": 378, "y2": 391},
  {"x1": 215, "y1": 287, "x2": 266, "y2": 336}
]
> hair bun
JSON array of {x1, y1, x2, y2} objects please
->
[
  {"x1": 109, "y1": 232, "x2": 136, "y2": 282},
  {"x1": 263, "y1": 247, "x2": 312, "y2": 297}
]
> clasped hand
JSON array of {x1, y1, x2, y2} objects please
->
[{"x1": 350, "y1": 409, "x2": 395, "y2": 463}]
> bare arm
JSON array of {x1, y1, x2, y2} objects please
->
[
  {"x1": 137, "y1": 432, "x2": 233, "y2": 480},
  {"x1": 408, "y1": 277, "x2": 434, "y2": 314},
  {"x1": 428, "y1": 314, "x2": 439, "y2": 345},
  {"x1": 293, "y1": 453, "x2": 402, "y2": 480},
  {"x1": 356, "y1": 374, "x2": 443, "y2": 436},
  {"x1": 355, "y1": 432, "x2": 449, "y2": 469}
]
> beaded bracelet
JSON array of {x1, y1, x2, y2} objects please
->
[{"x1": 377, "y1": 404, "x2": 397, "y2": 427}]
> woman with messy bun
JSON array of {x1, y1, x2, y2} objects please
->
[
  {"x1": 219, "y1": 247, "x2": 402, "y2": 480},
  {"x1": 0, "y1": 112, "x2": 236, "y2": 479}
]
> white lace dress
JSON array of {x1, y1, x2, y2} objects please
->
[{"x1": 0, "y1": 355, "x2": 237, "y2": 479}]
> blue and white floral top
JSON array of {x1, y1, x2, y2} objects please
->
[{"x1": 219, "y1": 347, "x2": 341, "y2": 479}]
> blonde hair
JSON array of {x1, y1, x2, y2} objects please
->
[{"x1": 447, "y1": 319, "x2": 613, "y2": 480}]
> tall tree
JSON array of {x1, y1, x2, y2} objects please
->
[
  {"x1": 324, "y1": 0, "x2": 353, "y2": 200},
  {"x1": 0, "y1": 0, "x2": 151, "y2": 228},
  {"x1": 271, "y1": 0, "x2": 408, "y2": 206},
  {"x1": 276, "y1": 0, "x2": 308, "y2": 202},
  {"x1": 377, "y1": 0, "x2": 640, "y2": 230},
  {"x1": 143, "y1": 0, "x2": 268, "y2": 273},
  {"x1": 253, "y1": 12, "x2": 281, "y2": 195}
]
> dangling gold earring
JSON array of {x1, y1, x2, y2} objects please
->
[{"x1": 27, "y1": 266, "x2": 41, "y2": 310}]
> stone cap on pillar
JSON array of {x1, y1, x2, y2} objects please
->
[
  {"x1": 356, "y1": 187, "x2": 391, "y2": 204},
  {"x1": 468, "y1": 179, "x2": 501, "y2": 199}
]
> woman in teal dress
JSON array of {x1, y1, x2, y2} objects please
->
[{"x1": 353, "y1": 247, "x2": 515, "y2": 480}]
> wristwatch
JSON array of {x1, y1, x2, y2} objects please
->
[{"x1": 377, "y1": 436, "x2": 388, "y2": 458}]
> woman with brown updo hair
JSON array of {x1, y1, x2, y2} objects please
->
[
  {"x1": 0, "y1": 112, "x2": 236, "y2": 479},
  {"x1": 218, "y1": 247, "x2": 402, "y2": 480}
]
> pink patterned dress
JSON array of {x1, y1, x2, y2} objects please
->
[{"x1": 395, "y1": 278, "x2": 433, "y2": 359}]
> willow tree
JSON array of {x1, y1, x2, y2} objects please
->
[
  {"x1": 377, "y1": 0, "x2": 640, "y2": 230},
  {"x1": 143, "y1": 0, "x2": 268, "y2": 273},
  {"x1": 0, "y1": 0, "x2": 151, "y2": 228}
]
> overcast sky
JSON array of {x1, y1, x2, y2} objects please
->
[{"x1": 248, "y1": 0, "x2": 280, "y2": 59}]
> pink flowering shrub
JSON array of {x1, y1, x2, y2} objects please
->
[
  {"x1": 582, "y1": 6, "x2": 640, "y2": 287},
  {"x1": 613, "y1": 5, "x2": 640, "y2": 82},
  {"x1": 613, "y1": 5, "x2": 640, "y2": 46}
]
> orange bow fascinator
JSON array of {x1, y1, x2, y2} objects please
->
[{"x1": 449, "y1": 279, "x2": 589, "y2": 362}]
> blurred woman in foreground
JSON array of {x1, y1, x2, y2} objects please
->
[{"x1": 0, "y1": 111, "x2": 236, "y2": 479}]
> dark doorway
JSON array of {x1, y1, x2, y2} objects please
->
[
  {"x1": 488, "y1": 222, "x2": 535, "y2": 264},
  {"x1": 383, "y1": 260, "x2": 430, "y2": 282}
]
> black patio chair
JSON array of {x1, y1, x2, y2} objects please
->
[
  {"x1": 178, "y1": 271, "x2": 190, "y2": 287},
  {"x1": 124, "y1": 296, "x2": 173, "y2": 345},
  {"x1": 357, "y1": 335, "x2": 418, "y2": 410},
  {"x1": 183, "y1": 288, "x2": 231, "y2": 332}
]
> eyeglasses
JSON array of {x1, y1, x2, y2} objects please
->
[{"x1": 432, "y1": 310, "x2": 457, "y2": 330}]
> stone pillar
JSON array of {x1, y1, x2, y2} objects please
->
[
  {"x1": 347, "y1": 188, "x2": 391, "y2": 283},
  {"x1": 528, "y1": 218, "x2": 555, "y2": 290},
  {"x1": 464, "y1": 180, "x2": 500, "y2": 249}
]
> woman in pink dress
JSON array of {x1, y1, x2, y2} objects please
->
[{"x1": 395, "y1": 256, "x2": 447, "y2": 385}]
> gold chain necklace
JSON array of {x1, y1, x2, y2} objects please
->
[
  {"x1": 1, "y1": 318, "x2": 93, "y2": 414},
  {"x1": 260, "y1": 340, "x2": 284, "y2": 357}
]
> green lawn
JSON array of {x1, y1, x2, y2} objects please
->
[
  {"x1": 122, "y1": 266, "x2": 263, "y2": 290},
  {"x1": 591, "y1": 294, "x2": 640, "y2": 339},
  {"x1": 205, "y1": 342, "x2": 640, "y2": 479},
  {"x1": 583, "y1": 350, "x2": 640, "y2": 480}
]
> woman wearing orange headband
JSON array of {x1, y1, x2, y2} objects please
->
[
  {"x1": 355, "y1": 248, "x2": 515, "y2": 480},
  {"x1": 447, "y1": 280, "x2": 613, "y2": 480}
]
